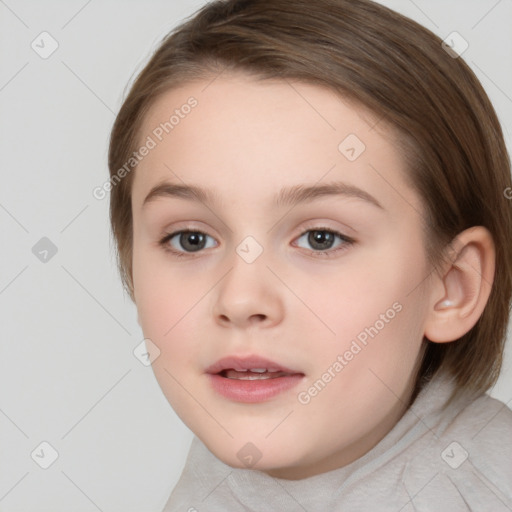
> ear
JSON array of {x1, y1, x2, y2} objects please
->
[{"x1": 424, "y1": 226, "x2": 495, "y2": 343}]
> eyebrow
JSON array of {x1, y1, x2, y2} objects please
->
[{"x1": 142, "y1": 180, "x2": 384, "y2": 210}]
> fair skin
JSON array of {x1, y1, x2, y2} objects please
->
[{"x1": 130, "y1": 72, "x2": 494, "y2": 479}]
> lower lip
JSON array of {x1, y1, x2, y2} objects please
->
[{"x1": 207, "y1": 373, "x2": 304, "y2": 403}]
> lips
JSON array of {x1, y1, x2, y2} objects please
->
[
  {"x1": 205, "y1": 355, "x2": 303, "y2": 377},
  {"x1": 206, "y1": 355, "x2": 305, "y2": 402}
]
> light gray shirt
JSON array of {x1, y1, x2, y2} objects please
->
[{"x1": 163, "y1": 374, "x2": 512, "y2": 511}]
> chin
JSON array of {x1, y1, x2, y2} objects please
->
[{"x1": 203, "y1": 435, "x2": 306, "y2": 475}]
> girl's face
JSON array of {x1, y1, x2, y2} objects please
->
[{"x1": 131, "y1": 73, "x2": 434, "y2": 479}]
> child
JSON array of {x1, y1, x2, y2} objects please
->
[{"x1": 107, "y1": 0, "x2": 512, "y2": 509}]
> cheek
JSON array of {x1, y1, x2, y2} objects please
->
[
  {"x1": 314, "y1": 253, "x2": 426, "y2": 345},
  {"x1": 305, "y1": 237, "x2": 429, "y2": 381},
  {"x1": 132, "y1": 243, "x2": 203, "y2": 350},
  {"x1": 294, "y1": 285, "x2": 427, "y2": 447},
  {"x1": 135, "y1": 274, "x2": 206, "y2": 349}
]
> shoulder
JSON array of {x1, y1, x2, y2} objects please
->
[
  {"x1": 458, "y1": 391, "x2": 512, "y2": 436},
  {"x1": 404, "y1": 390, "x2": 512, "y2": 510},
  {"x1": 449, "y1": 393, "x2": 512, "y2": 491},
  {"x1": 449, "y1": 392, "x2": 512, "y2": 467}
]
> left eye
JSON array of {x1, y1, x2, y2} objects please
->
[{"x1": 294, "y1": 228, "x2": 353, "y2": 254}]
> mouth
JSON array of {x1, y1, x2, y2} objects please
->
[
  {"x1": 206, "y1": 355, "x2": 305, "y2": 403},
  {"x1": 218, "y1": 368, "x2": 295, "y2": 380},
  {"x1": 205, "y1": 354, "x2": 302, "y2": 375}
]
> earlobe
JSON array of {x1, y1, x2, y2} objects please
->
[{"x1": 424, "y1": 226, "x2": 495, "y2": 343}]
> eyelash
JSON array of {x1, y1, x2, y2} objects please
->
[{"x1": 158, "y1": 225, "x2": 355, "y2": 259}]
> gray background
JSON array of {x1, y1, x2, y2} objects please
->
[{"x1": 1, "y1": 1, "x2": 511, "y2": 510}]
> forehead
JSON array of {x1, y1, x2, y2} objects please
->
[{"x1": 131, "y1": 73, "x2": 420, "y2": 216}]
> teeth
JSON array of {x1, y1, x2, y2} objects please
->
[
  {"x1": 223, "y1": 369, "x2": 288, "y2": 380},
  {"x1": 232, "y1": 368, "x2": 283, "y2": 373},
  {"x1": 228, "y1": 374, "x2": 273, "y2": 380}
]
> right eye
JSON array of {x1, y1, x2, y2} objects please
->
[{"x1": 159, "y1": 230, "x2": 217, "y2": 257}]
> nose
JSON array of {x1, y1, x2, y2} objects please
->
[{"x1": 211, "y1": 250, "x2": 285, "y2": 330}]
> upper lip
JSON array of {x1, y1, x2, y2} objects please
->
[{"x1": 205, "y1": 355, "x2": 303, "y2": 374}]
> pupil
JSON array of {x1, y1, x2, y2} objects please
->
[
  {"x1": 181, "y1": 232, "x2": 205, "y2": 252},
  {"x1": 309, "y1": 230, "x2": 334, "y2": 250}
]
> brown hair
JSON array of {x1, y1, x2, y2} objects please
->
[{"x1": 108, "y1": 0, "x2": 512, "y2": 403}]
